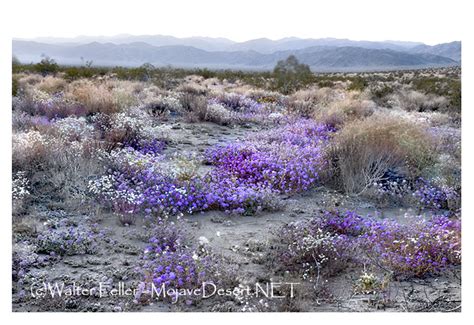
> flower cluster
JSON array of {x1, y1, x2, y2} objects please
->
[
  {"x1": 12, "y1": 171, "x2": 30, "y2": 201},
  {"x1": 138, "y1": 220, "x2": 225, "y2": 303},
  {"x1": 207, "y1": 93, "x2": 285, "y2": 125},
  {"x1": 207, "y1": 120, "x2": 332, "y2": 194},
  {"x1": 277, "y1": 217, "x2": 350, "y2": 280},
  {"x1": 360, "y1": 214, "x2": 461, "y2": 276},
  {"x1": 323, "y1": 210, "x2": 461, "y2": 277},
  {"x1": 90, "y1": 120, "x2": 330, "y2": 216},
  {"x1": 90, "y1": 148, "x2": 208, "y2": 216},
  {"x1": 321, "y1": 210, "x2": 368, "y2": 236},
  {"x1": 204, "y1": 172, "x2": 280, "y2": 215},
  {"x1": 370, "y1": 171, "x2": 412, "y2": 203},
  {"x1": 413, "y1": 177, "x2": 460, "y2": 210},
  {"x1": 278, "y1": 210, "x2": 461, "y2": 279},
  {"x1": 124, "y1": 138, "x2": 166, "y2": 156},
  {"x1": 35, "y1": 222, "x2": 101, "y2": 256},
  {"x1": 369, "y1": 173, "x2": 460, "y2": 211},
  {"x1": 53, "y1": 116, "x2": 95, "y2": 141},
  {"x1": 12, "y1": 130, "x2": 52, "y2": 170},
  {"x1": 91, "y1": 109, "x2": 154, "y2": 147}
]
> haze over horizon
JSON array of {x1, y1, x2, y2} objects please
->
[
  {"x1": 14, "y1": 34, "x2": 457, "y2": 47},
  {"x1": 7, "y1": 0, "x2": 464, "y2": 46}
]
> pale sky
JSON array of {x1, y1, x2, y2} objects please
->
[{"x1": 6, "y1": 0, "x2": 466, "y2": 45}]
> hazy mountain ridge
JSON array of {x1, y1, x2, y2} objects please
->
[
  {"x1": 12, "y1": 36, "x2": 460, "y2": 71},
  {"x1": 409, "y1": 41, "x2": 461, "y2": 61}
]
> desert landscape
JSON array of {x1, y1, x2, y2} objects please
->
[{"x1": 12, "y1": 56, "x2": 461, "y2": 312}]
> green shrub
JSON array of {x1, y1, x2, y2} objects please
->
[
  {"x1": 12, "y1": 76, "x2": 19, "y2": 96},
  {"x1": 33, "y1": 57, "x2": 59, "y2": 76},
  {"x1": 272, "y1": 55, "x2": 315, "y2": 94},
  {"x1": 347, "y1": 77, "x2": 368, "y2": 91}
]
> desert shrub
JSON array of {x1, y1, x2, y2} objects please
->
[
  {"x1": 329, "y1": 114, "x2": 437, "y2": 194},
  {"x1": 12, "y1": 111, "x2": 44, "y2": 131},
  {"x1": 63, "y1": 66, "x2": 103, "y2": 80},
  {"x1": 17, "y1": 74, "x2": 43, "y2": 89},
  {"x1": 446, "y1": 79, "x2": 461, "y2": 112},
  {"x1": 313, "y1": 96, "x2": 375, "y2": 127},
  {"x1": 287, "y1": 87, "x2": 339, "y2": 117},
  {"x1": 179, "y1": 92, "x2": 208, "y2": 122},
  {"x1": 204, "y1": 103, "x2": 233, "y2": 125},
  {"x1": 204, "y1": 93, "x2": 280, "y2": 125},
  {"x1": 67, "y1": 80, "x2": 120, "y2": 115},
  {"x1": 92, "y1": 108, "x2": 153, "y2": 148},
  {"x1": 370, "y1": 84, "x2": 394, "y2": 101},
  {"x1": 36, "y1": 140, "x2": 102, "y2": 205},
  {"x1": 272, "y1": 55, "x2": 315, "y2": 94},
  {"x1": 412, "y1": 77, "x2": 461, "y2": 110},
  {"x1": 33, "y1": 57, "x2": 59, "y2": 76},
  {"x1": 36, "y1": 76, "x2": 67, "y2": 94},
  {"x1": 288, "y1": 87, "x2": 374, "y2": 124},
  {"x1": 425, "y1": 127, "x2": 460, "y2": 210},
  {"x1": 347, "y1": 77, "x2": 368, "y2": 91},
  {"x1": 143, "y1": 94, "x2": 183, "y2": 117},
  {"x1": 13, "y1": 88, "x2": 87, "y2": 119},
  {"x1": 112, "y1": 88, "x2": 139, "y2": 111},
  {"x1": 12, "y1": 127, "x2": 102, "y2": 208},
  {"x1": 12, "y1": 76, "x2": 19, "y2": 96},
  {"x1": 12, "y1": 130, "x2": 51, "y2": 172},
  {"x1": 389, "y1": 89, "x2": 449, "y2": 112}
]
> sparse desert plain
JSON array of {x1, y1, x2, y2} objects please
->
[{"x1": 12, "y1": 59, "x2": 461, "y2": 312}]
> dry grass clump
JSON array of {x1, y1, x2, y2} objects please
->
[
  {"x1": 328, "y1": 114, "x2": 437, "y2": 194},
  {"x1": 66, "y1": 79, "x2": 120, "y2": 115},
  {"x1": 107, "y1": 80, "x2": 143, "y2": 110},
  {"x1": 388, "y1": 89, "x2": 449, "y2": 112},
  {"x1": 16, "y1": 74, "x2": 43, "y2": 89},
  {"x1": 288, "y1": 87, "x2": 339, "y2": 116},
  {"x1": 313, "y1": 95, "x2": 375, "y2": 127},
  {"x1": 36, "y1": 76, "x2": 67, "y2": 93},
  {"x1": 287, "y1": 87, "x2": 375, "y2": 125},
  {"x1": 177, "y1": 81, "x2": 209, "y2": 96}
]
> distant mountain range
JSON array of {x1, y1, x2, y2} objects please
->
[{"x1": 12, "y1": 35, "x2": 461, "y2": 71}]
